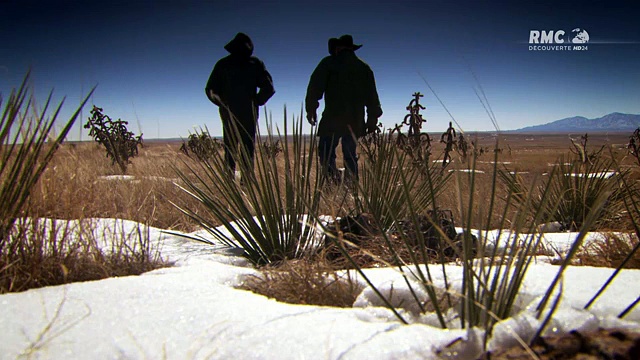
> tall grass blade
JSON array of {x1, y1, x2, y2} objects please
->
[
  {"x1": 535, "y1": 182, "x2": 612, "y2": 317},
  {"x1": 618, "y1": 295, "x2": 640, "y2": 319},
  {"x1": 584, "y1": 167, "x2": 640, "y2": 310}
]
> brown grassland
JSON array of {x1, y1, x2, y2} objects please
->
[
  {"x1": 3, "y1": 130, "x2": 640, "y2": 297},
  {"x1": 28, "y1": 132, "x2": 638, "y2": 231}
]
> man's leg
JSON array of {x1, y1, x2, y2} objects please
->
[
  {"x1": 237, "y1": 120, "x2": 257, "y2": 183},
  {"x1": 318, "y1": 135, "x2": 339, "y2": 185},
  {"x1": 341, "y1": 133, "x2": 358, "y2": 182},
  {"x1": 220, "y1": 109, "x2": 236, "y2": 176}
]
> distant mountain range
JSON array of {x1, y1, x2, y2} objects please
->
[{"x1": 514, "y1": 112, "x2": 640, "y2": 133}]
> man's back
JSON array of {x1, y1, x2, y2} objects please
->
[
  {"x1": 306, "y1": 50, "x2": 382, "y2": 137},
  {"x1": 205, "y1": 32, "x2": 274, "y2": 126},
  {"x1": 208, "y1": 55, "x2": 271, "y2": 110},
  {"x1": 325, "y1": 51, "x2": 375, "y2": 116}
]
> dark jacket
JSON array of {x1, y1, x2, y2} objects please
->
[
  {"x1": 205, "y1": 34, "x2": 275, "y2": 128},
  {"x1": 305, "y1": 50, "x2": 382, "y2": 137}
]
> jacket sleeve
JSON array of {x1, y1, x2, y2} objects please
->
[
  {"x1": 205, "y1": 61, "x2": 223, "y2": 106},
  {"x1": 365, "y1": 67, "x2": 383, "y2": 119},
  {"x1": 305, "y1": 58, "x2": 330, "y2": 115},
  {"x1": 255, "y1": 61, "x2": 275, "y2": 106}
]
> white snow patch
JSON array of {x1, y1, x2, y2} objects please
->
[
  {"x1": 97, "y1": 175, "x2": 179, "y2": 182},
  {"x1": 1, "y1": 218, "x2": 639, "y2": 359},
  {"x1": 448, "y1": 169, "x2": 485, "y2": 174}
]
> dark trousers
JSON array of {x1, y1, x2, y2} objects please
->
[
  {"x1": 220, "y1": 109, "x2": 256, "y2": 174},
  {"x1": 318, "y1": 134, "x2": 358, "y2": 184}
]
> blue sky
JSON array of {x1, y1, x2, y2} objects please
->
[{"x1": 1, "y1": 0, "x2": 639, "y2": 139}]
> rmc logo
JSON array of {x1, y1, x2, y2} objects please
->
[{"x1": 528, "y1": 29, "x2": 589, "y2": 51}]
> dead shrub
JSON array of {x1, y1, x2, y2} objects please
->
[
  {"x1": 238, "y1": 258, "x2": 363, "y2": 307},
  {"x1": 579, "y1": 233, "x2": 640, "y2": 269}
]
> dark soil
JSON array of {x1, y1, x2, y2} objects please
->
[{"x1": 483, "y1": 328, "x2": 640, "y2": 359}]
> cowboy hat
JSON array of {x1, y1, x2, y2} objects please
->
[{"x1": 338, "y1": 34, "x2": 362, "y2": 50}]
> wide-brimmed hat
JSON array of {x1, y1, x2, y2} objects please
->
[
  {"x1": 224, "y1": 32, "x2": 254, "y2": 56},
  {"x1": 338, "y1": 34, "x2": 362, "y2": 50}
]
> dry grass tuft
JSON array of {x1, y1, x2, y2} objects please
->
[
  {"x1": 238, "y1": 258, "x2": 364, "y2": 307},
  {"x1": 1, "y1": 141, "x2": 183, "y2": 294},
  {"x1": 579, "y1": 233, "x2": 640, "y2": 269},
  {"x1": 2, "y1": 251, "x2": 162, "y2": 293},
  {"x1": 1, "y1": 218, "x2": 169, "y2": 293}
]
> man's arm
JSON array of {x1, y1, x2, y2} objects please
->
[
  {"x1": 255, "y1": 60, "x2": 275, "y2": 106},
  {"x1": 365, "y1": 67, "x2": 383, "y2": 130},
  {"x1": 205, "y1": 61, "x2": 223, "y2": 106},
  {"x1": 305, "y1": 58, "x2": 330, "y2": 118}
]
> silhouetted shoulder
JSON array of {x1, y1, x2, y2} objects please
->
[
  {"x1": 355, "y1": 55, "x2": 374, "y2": 70},
  {"x1": 248, "y1": 56, "x2": 267, "y2": 67},
  {"x1": 314, "y1": 55, "x2": 336, "y2": 68},
  {"x1": 212, "y1": 54, "x2": 234, "y2": 69},
  {"x1": 320, "y1": 55, "x2": 334, "y2": 63}
]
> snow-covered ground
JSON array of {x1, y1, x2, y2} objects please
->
[{"x1": 1, "y1": 219, "x2": 639, "y2": 359}]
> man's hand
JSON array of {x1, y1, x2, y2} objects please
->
[
  {"x1": 307, "y1": 112, "x2": 317, "y2": 126},
  {"x1": 366, "y1": 118, "x2": 378, "y2": 134}
]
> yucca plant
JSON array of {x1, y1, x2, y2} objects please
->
[
  {"x1": 504, "y1": 155, "x2": 627, "y2": 231},
  {"x1": 0, "y1": 72, "x2": 93, "y2": 253},
  {"x1": 443, "y1": 148, "x2": 606, "y2": 336},
  {"x1": 355, "y1": 130, "x2": 450, "y2": 231},
  {"x1": 314, "y1": 138, "x2": 610, "y2": 352},
  {"x1": 172, "y1": 108, "x2": 323, "y2": 266}
]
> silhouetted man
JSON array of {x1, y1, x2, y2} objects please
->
[
  {"x1": 328, "y1": 37, "x2": 339, "y2": 56},
  {"x1": 205, "y1": 32, "x2": 275, "y2": 179},
  {"x1": 305, "y1": 35, "x2": 382, "y2": 185}
]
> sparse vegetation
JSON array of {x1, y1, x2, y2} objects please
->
[
  {"x1": 570, "y1": 133, "x2": 605, "y2": 165},
  {"x1": 179, "y1": 130, "x2": 222, "y2": 161},
  {"x1": 501, "y1": 155, "x2": 631, "y2": 231},
  {"x1": 11, "y1": 121, "x2": 640, "y2": 294},
  {"x1": 627, "y1": 127, "x2": 640, "y2": 167},
  {"x1": 84, "y1": 105, "x2": 144, "y2": 174},
  {"x1": 2, "y1": 218, "x2": 165, "y2": 293},
  {"x1": 261, "y1": 139, "x2": 283, "y2": 159},
  {"x1": 389, "y1": 93, "x2": 433, "y2": 167},
  {"x1": 0, "y1": 76, "x2": 167, "y2": 294},
  {"x1": 180, "y1": 112, "x2": 640, "y2": 352},
  {"x1": 580, "y1": 232, "x2": 640, "y2": 268},
  {"x1": 0, "y1": 73, "x2": 84, "y2": 245},
  {"x1": 3, "y1": 77, "x2": 639, "y2": 354}
]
